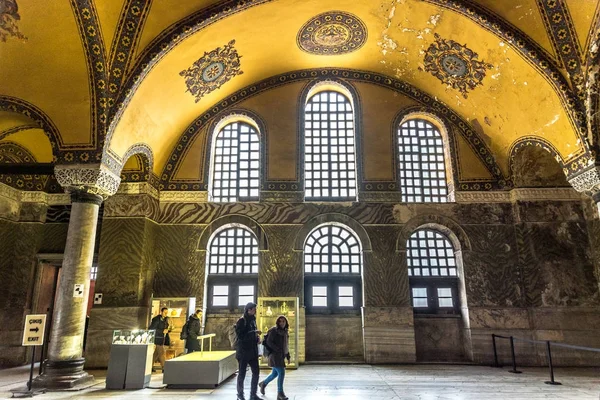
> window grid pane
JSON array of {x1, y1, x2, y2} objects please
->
[
  {"x1": 398, "y1": 119, "x2": 448, "y2": 203},
  {"x1": 407, "y1": 229, "x2": 457, "y2": 278},
  {"x1": 304, "y1": 91, "x2": 357, "y2": 201},
  {"x1": 312, "y1": 286, "x2": 328, "y2": 307},
  {"x1": 211, "y1": 122, "x2": 260, "y2": 202},
  {"x1": 208, "y1": 227, "x2": 259, "y2": 275},
  {"x1": 304, "y1": 224, "x2": 362, "y2": 275},
  {"x1": 338, "y1": 285, "x2": 354, "y2": 307},
  {"x1": 213, "y1": 285, "x2": 229, "y2": 307},
  {"x1": 412, "y1": 287, "x2": 428, "y2": 308}
]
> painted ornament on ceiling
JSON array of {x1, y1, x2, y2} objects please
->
[
  {"x1": 297, "y1": 11, "x2": 367, "y2": 55},
  {"x1": 180, "y1": 39, "x2": 243, "y2": 102},
  {"x1": 422, "y1": 34, "x2": 493, "y2": 98},
  {"x1": 0, "y1": 0, "x2": 27, "y2": 42}
]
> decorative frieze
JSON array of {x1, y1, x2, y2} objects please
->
[
  {"x1": 455, "y1": 188, "x2": 583, "y2": 203},
  {"x1": 55, "y1": 164, "x2": 121, "y2": 199},
  {"x1": 0, "y1": 182, "x2": 70, "y2": 205},
  {"x1": 260, "y1": 191, "x2": 304, "y2": 203},
  {"x1": 116, "y1": 182, "x2": 159, "y2": 200},
  {"x1": 159, "y1": 190, "x2": 208, "y2": 203}
]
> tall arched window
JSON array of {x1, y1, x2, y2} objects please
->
[
  {"x1": 304, "y1": 89, "x2": 357, "y2": 201},
  {"x1": 304, "y1": 224, "x2": 362, "y2": 313},
  {"x1": 210, "y1": 121, "x2": 260, "y2": 202},
  {"x1": 206, "y1": 226, "x2": 259, "y2": 311},
  {"x1": 398, "y1": 119, "x2": 448, "y2": 203},
  {"x1": 407, "y1": 229, "x2": 458, "y2": 314}
]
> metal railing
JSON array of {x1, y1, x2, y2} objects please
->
[{"x1": 491, "y1": 334, "x2": 600, "y2": 385}]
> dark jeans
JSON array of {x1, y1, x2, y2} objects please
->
[{"x1": 237, "y1": 357, "x2": 259, "y2": 396}]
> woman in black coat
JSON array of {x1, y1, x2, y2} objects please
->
[
  {"x1": 185, "y1": 310, "x2": 202, "y2": 353},
  {"x1": 258, "y1": 316, "x2": 290, "y2": 400}
]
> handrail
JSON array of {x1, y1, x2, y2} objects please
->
[
  {"x1": 491, "y1": 334, "x2": 600, "y2": 385},
  {"x1": 198, "y1": 333, "x2": 216, "y2": 355}
]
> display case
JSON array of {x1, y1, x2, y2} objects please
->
[
  {"x1": 257, "y1": 297, "x2": 299, "y2": 369},
  {"x1": 151, "y1": 297, "x2": 196, "y2": 359},
  {"x1": 112, "y1": 329, "x2": 155, "y2": 345}
]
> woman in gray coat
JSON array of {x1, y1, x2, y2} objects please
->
[{"x1": 258, "y1": 316, "x2": 290, "y2": 400}]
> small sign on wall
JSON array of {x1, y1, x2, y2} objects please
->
[
  {"x1": 73, "y1": 284, "x2": 85, "y2": 298},
  {"x1": 94, "y1": 293, "x2": 103, "y2": 304}
]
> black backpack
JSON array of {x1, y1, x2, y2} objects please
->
[
  {"x1": 262, "y1": 333, "x2": 273, "y2": 357},
  {"x1": 180, "y1": 321, "x2": 189, "y2": 340}
]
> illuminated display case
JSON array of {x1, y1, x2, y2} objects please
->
[
  {"x1": 112, "y1": 329, "x2": 155, "y2": 345},
  {"x1": 257, "y1": 297, "x2": 299, "y2": 369}
]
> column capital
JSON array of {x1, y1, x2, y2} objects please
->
[
  {"x1": 567, "y1": 165, "x2": 600, "y2": 197},
  {"x1": 54, "y1": 164, "x2": 121, "y2": 200}
]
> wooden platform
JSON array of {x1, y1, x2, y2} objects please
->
[{"x1": 163, "y1": 350, "x2": 237, "y2": 388}]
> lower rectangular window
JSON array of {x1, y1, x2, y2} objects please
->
[
  {"x1": 412, "y1": 287, "x2": 428, "y2": 308},
  {"x1": 312, "y1": 286, "x2": 328, "y2": 307},
  {"x1": 213, "y1": 285, "x2": 229, "y2": 307},
  {"x1": 238, "y1": 285, "x2": 255, "y2": 306},
  {"x1": 338, "y1": 286, "x2": 354, "y2": 307},
  {"x1": 437, "y1": 287, "x2": 453, "y2": 308}
]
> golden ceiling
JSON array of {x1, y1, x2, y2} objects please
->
[{"x1": 1, "y1": 0, "x2": 599, "y2": 190}]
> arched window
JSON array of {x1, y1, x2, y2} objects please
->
[
  {"x1": 206, "y1": 226, "x2": 259, "y2": 311},
  {"x1": 210, "y1": 121, "x2": 260, "y2": 202},
  {"x1": 407, "y1": 229, "x2": 458, "y2": 314},
  {"x1": 303, "y1": 224, "x2": 362, "y2": 313},
  {"x1": 304, "y1": 90, "x2": 357, "y2": 201},
  {"x1": 398, "y1": 119, "x2": 448, "y2": 203}
]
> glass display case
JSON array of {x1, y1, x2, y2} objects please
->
[
  {"x1": 112, "y1": 329, "x2": 155, "y2": 345},
  {"x1": 257, "y1": 297, "x2": 299, "y2": 369}
]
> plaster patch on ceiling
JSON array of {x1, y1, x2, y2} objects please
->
[
  {"x1": 0, "y1": 0, "x2": 27, "y2": 42},
  {"x1": 297, "y1": 11, "x2": 368, "y2": 55},
  {"x1": 421, "y1": 33, "x2": 493, "y2": 99},
  {"x1": 179, "y1": 40, "x2": 243, "y2": 103}
]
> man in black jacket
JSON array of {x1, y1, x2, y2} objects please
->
[
  {"x1": 236, "y1": 302, "x2": 262, "y2": 400},
  {"x1": 149, "y1": 307, "x2": 170, "y2": 371}
]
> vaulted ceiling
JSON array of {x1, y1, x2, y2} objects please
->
[{"x1": 1, "y1": 0, "x2": 599, "y2": 191}]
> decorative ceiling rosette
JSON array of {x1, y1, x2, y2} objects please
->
[
  {"x1": 180, "y1": 39, "x2": 243, "y2": 102},
  {"x1": 422, "y1": 33, "x2": 493, "y2": 98},
  {"x1": 297, "y1": 11, "x2": 367, "y2": 55}
]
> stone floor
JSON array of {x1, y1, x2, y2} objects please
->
[{"x1": 0, "y1": 364, "x2": 598, "y2": 399}]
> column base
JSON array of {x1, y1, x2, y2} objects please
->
[{"x1": 32, "y1": 358, "x2": 94, "y2": 389}]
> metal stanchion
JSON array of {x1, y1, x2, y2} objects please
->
[
  {"x1": 508, "y1": 336, "x2": 522, "y2": 374},
  {"x1": 492, "y1": 334, "x2": 499, "y2": 367},
  {"x1": 544, "y1": 341, "x2": 561, "y2": 385}
]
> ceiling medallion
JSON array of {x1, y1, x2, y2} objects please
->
[
  {"x1": 0, "y1": 0, "x2": 27, "y2": 42},
  {"x1": 422, "y1": 33, "x2": 493, "y2": 98},
  {"x1": 180, "y1": 39, "x2": 243, "y2": 102},
  {"x1": 297, "y1": 11, "x2": 367, "y2": 55}
]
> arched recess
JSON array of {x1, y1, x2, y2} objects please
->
[
  {"x1": 158, "y1": 69, "x2": 506, "y2": 191},
  {"x1": 397, "y1": 214, "x2": 472, "y2": 362},
  {"x1": 198, "y1": 214, "x2": 268, "y2": 252},
  {"x1": 296, "y1": 213, "x2": 368, "y2": 362},
  {"x1": 508, "y1": 138, "x2": 569, "y2": 188},
  {"x1": 294, "y1": 213, "x2": 371, "y2": 252},
  {"x1": 201, "y1": 109, "x2": 267, "y2": 199},
  {"x1": 120, "y1": 143, "x2": 155, "y2": 184},
  {"x1": 0, "y1": 97, "x2": 61, "y2": 159},
  {"x1": 393, "y1": 107, "x2": 459, "y2": 201},
  {"x1": 298, "y1": 79, "x2": 363, "y2": 199}
]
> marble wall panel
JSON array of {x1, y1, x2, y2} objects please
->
[
  {"x1": 305, "y1": 315, "x2": 363, "y2": 362},
  {"x1": 260, "y1": 225, "x2": 303, "y2": 298},
  {"x1": 468, "y1": 308, "x2": 530, "y2": 330},
  {"x1": 462, "y1": 225, "x2": 522, "y2": 307},
  {"x1": 363, "y1": 226, "x2": 410, "y2": 307},
  {"x1": 414, "y1": 317, "x2": 465, "y2": 362},
  {"x1": 363, "y1": 307, "x2": 415, "y2": 363},
  {"x1": 514, "y1": 200, "x2": 585, "y2": 223},
  {"x1": 516, "y1": 222, "x2": 598, "y2": 307}
]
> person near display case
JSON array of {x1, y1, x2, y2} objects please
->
[
  {"x1": 149, "y1": 307, "x2": 171, "y2": 372},
  {"x1": 236, "y1": 302, "x2": 262, "y2": 400},
  {"x1": 185, "y1": 309, "x2": 202, "y2": 353},
  {"x1": 258, "y1": 315, "x2": 290, "y2": 400}
]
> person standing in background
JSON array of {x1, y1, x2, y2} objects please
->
[{"x1": 149, "y1": 307, "x2": 170, "y2": 372}]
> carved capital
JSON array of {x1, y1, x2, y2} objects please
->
[
  {"x1": 568, "y1": 165, "x2": 600, "y2": 197},
  {"x1": 54, "y1": 164, "x2": 121, "y2": 199}
]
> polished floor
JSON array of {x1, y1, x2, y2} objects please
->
[{"x1": 0, "y1": 364, "x2": 598, "y2": 399}]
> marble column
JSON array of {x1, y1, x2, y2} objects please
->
[
  {"x1": 33, "y1": 191, "x2": 101, "y2": 388},
  {"x1": 33, "y1": 164, "x2": 120, "y2": 389}
]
